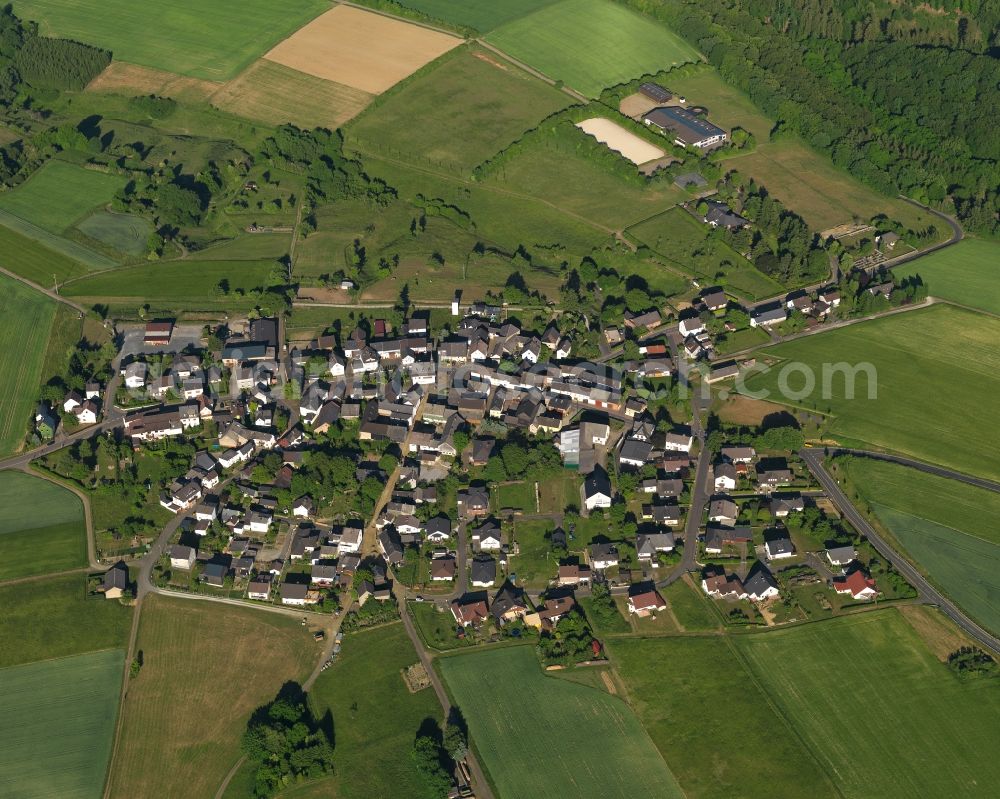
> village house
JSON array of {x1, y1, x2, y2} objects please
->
[
  {"x1": 834, "y1": 570, "x2": 879, "y2": 601},
  {"x1": 627, "y1": 583, "x2": 667, "y2": 616}
]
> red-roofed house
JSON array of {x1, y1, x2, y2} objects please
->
[
  {"x1": 833, "y1": 570, "x2": 878, "y2": 601},
  {"x1": 627, "y1": 588, "x2": 667, "y2": 617},
  {"x1": 451, "y1": 597, "x2": 489, "y2": 627}
]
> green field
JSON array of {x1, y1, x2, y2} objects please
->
[
  {"x1": 896, "y1": 238, "x2": 1000, "y2": 315},
  {"x1": 486, "y1": 0, "x2": 699, "y2": 97},
  {"x1": 510, "y1": 518, "x2": 557, "y2": 588},
  {"x1": 348, "y1": 46, "x2": 570, "y2": 173},
  {"x1": 0, "y1": 223, "x2": 96, "y2": 285},
  {"x1": 741, "y1": 304, "x2": 1000, "y2": 480},
  {"x1": 0, "y1": 161, "x2": 125, "y2": 234},
  {"x1": 0, "y1": 274, "x2": 56, "y2": 457},
  {"x1": 439, "y1": 645, "x2": 684, "y2": 798},
  {"x1": 303, "y1": 624, "x2": 442, "y2": 798},
  {"x1": 389, "y1": 0, "x2": 558, "y2": 32},
  {"x1": 62, "y1": 259, "x2": 278, "y2": 305},
  {"x1": 842, "y1": 457, "x2": 1000, "y2": 636},
  {"x1": 0, "y1": 573, "x2": 131, "y2": 668},
  {"x1": 0, "y1": 471, "x2": 87, "y2": 581},
  {"x1": 628, "y1": 207, "x2": 785, "y2": 299},
  {"x1": 12, "y1": 0, "x2": 330, "y2": 80},
  {"x1": 76, "y1": 211, "x2": 154, "y2": 256},
  {"x1": 610, "y1": 635, "x2": 836, "y2": 799},
  {"x1": 662, "y1": 577, "x2": 719, "y2": 631},
  {"x1": 0, "y1": 649, "x2": 124, "y2": 799},
  {"x1": 737, "y1": 612, "x2": 1000, "y2": 798}
]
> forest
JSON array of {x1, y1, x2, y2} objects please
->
[{"x1": 624, "y1": 0, "x2": 1000, "y2": 237}]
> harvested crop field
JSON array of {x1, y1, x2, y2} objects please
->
[
  {"x1": 0, "y1": 274, "x2": 56, "y2": 457},
  {"x1": 0, "y1": 649, "x2": 124, "y2": 799},
  {"x1": 212, "y1": 59, "x2": 374, "y2": 129},
  {"x1": 576, "y1": 118, "x2": 665, "y2": 164},
  {"x1": 439, "y1": 645, "x2": 684, "y2": 798},
  {"x1": 106, "y1": 594, "x2": 319, "y2": 799},
  {"x1": 264, "y1": 5, "x2": 461, "y2": 94},
  {"x1": 0, "y1": 471, "x2": 87, "y2": 582},
  {"x1": 85, "y1": 61, "x2": 219, "y2": 102}
]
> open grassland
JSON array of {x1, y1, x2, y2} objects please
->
[
  {"x1": 0, "y1": 573, "x2": 131, "y2": 668},
  {"x1": 0, "y1": 471, "x2": 86, "y2": 581},
  {"x1": 264, "y1": 5, "x2": 460, "y2": 94},
  {"x1": 347, "y1": 46, "x2": 570, "y2": 173},
  {"x1": 12, "y1": 0, "x2": 330, "y2": 80},
  {"x1": 0, "y1": 274, "x2": 55, "y2": 457},
  {"x1": 896, "y1": 238, "x2": 1000, "y2": 315},
  {"x1": 629, "y1": 207, "x2": 785, "y2": 299},
  {"x1": 300, "y1": 623, "x2": 441, "y2": 799},
  {"x1": 0, "y1": 160, "x2": 125, "y2": 234},
  {"x1": 486, "y1": 0, "x2": 699, "y2": 98},
  {"x1": 189, "y1": 232, "x2": 293, "y2": 262},
  {"x1": 0, "y1": 649, "x2": 124, "y2": 799},
  {"x1": 842, "y1": 457, "x2": 1000, "y2": 636},
  {"x1": 63, "y1": 259, "x2": 278, "y2": 305},
  {"x1": 662, "y1": 576, "x2": 720, "y2": 631},
  {"x1": 106, "y1": 594, "x2": 318, "y2": 799},
  {"x1": 0, "y1": 209, "x2": 117, "y2": 270},
  {"x1": 742, "y1": 305, "x2": 1000, "y2": 480},
  {"x1": 75, "y1": 211, "x2": 153, "y2": 257},
  {"x1": 388, "y1": 0, "x2": 557, "y2": 32},
  {"x1": 211, "y1": 59, "x2": 374, "y2": 130},
  {"x1": 737, "y1": 612, "x2": 1000, "y2": 798},
  {"x1": 439, "y1": 645, "x2": 684, "y2": 799},
  {"x1": 610, "y1": 635, "x2": 835, "y2": 799},
  {"x1": 486, "y1": 134, "x2": 687, "y2": 231}
]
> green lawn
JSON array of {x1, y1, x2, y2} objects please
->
[
  {"x1": 409, "y1": 600, "x2": 474, "y2": 651},
  {"x1": 387, "y1": 0, "x2": 558, "y2": 32},
  {"x1": 347, "y1": 45, "x2": 570, "y2": 173},
  {"x1": 736, "y1": 612, "x2": 1000, "y2": 798},
  {"x1": 305, "y1": 623, "x2": 442, "y2": 799},
  {"x1": 0, "y1": 471, "x2": 87, "y2": 582},
  {"x1": 62, "y1": 259, "x2": 279, "y2": 306},
  {"x1": 0, "y1": 273, "x2": 56, "y2": 457},
  {"x1": 609, "y1": 635, "x2": 840, "y2": 799},
  {"x1": 486, "y1": 0, "x2": 699, "y2": 97},
  {"x1": 628, "y1": 207, "x2": 786, "y2": 299},
  {"x1": 11, "y1": 0, "x2": 330, "y2": 80},
  {"x1": 741, "y1": 304, "x2": 1000, "y2": 480},
  {"x1": 896, "y1": 238, "x2": 1000, "y2": 316},
  {"x1": 842, "y1": 457, "x2": 1000, "y2": 636},
  {"x1": 0, "y1": 572, "x2": 131, "y2": 667},
  {"x1": 497, "y1": 481, "x2": 536, "y2": 513},
  {"x1": 439, "y1": 645, "x2": 684, "y2": 799},
  {"x1": 662, "y1": 577, "x2": 719, "y2": 631},
  {"x1": 0, "y1": 649, "x2": 124, "y2": 799},
  {"x1": 0, "y1": 160, "x2": 125, "y2": 234},
  {"x1": 76, "y1": 211, "x2": 154, "y2": 257},
  {"x1": 510, "y1": 518, "x2": 557, "y2": 588}
]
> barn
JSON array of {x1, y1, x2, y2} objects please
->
[{"x1": 639, "y1": 82, "x2": 672, "y2": 103}]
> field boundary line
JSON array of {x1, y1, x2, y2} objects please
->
[
  {"x1": 869, "y1": 500, "x2": 1000, "y2": 548},
  {"x1": 0, "y1": 645, "x2": 125, "y2": 671},
  {"x1": 24, "y1": 464, "x2": 100, "y2": 568},
  {"x1": 0, "y1": 566, "x2": 90, "y2": 587},
  {"x1": 338, "y1": 0, "x2": 466, "y2": 39},
  {"x1": 0, "y1": 265, "x2": 86, "y2": 312}
]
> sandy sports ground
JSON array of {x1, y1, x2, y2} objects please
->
[
  {"x1": 576, "y1": 118, "x2": 665, "y2": 165},
  {"x1": 264, "y1": 5, "x2": 461, "y2": 94}
]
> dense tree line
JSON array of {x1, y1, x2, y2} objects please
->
[{"x1": 621, "y1": 0, "x2": 1000, "y2": 236}]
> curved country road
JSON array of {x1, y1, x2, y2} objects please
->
[{"x1": 800, "y1": 449, "x2": 1000, "y2": 654}]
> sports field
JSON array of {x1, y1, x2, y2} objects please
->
[
  {"x1": 737, "y1": 612, "x2": 1000, "y2": 798},
  {"x1": 347, "y1": 46, "x2": 570, "y2": 172},
  {"x1": 106, "y1": 594, "x2": 318, "y2": 799},
  {"x1": 62, "y1": 259, "x2": 278, "y2": 304},
  {"x1": 211, "y1": 59, "x2": 374, "y2": 130},
  {"x1": 0, "y1": 649, "x2": 124, "y2": 799},
  {"x1": 12, "y1": 0, "x2": 330, "y2": 80},
  {"x1": 843, "y1": 457, "x2": 1000, "y2": 636},
  {"x1": 264, "y1": 5, "x2": 460, "y2": 94},
  {"x1": 0, "y1": 160, "x2": 125, "y2": 234},
  {"x1": 439, "y1": 646, "x2": 684, "y2": 799},
  {"x1": 0, "y1": 471, "x2": 87, "y2": 581},
  {"x1": 301, "y1": 623, "x2": 441, "y2": 799},
  {"x1": 628, "y1": 207, "x2": 785, "y2": 299},
  {"x1": 76, "y1": 211, "x2": 154, "y2": 256},
  {"x1": 609, "y1": 636, "x2": 836, "y2": 799},
  {"x1": 741, "y1": 304, "x2": 1000, "y2": 480},
  {"x1": 0, "y1": 274, "x2": 56, "y2": 457},
  {"x1": 391, "y1": 0, "x2": 558, "y2": 32},
  {"x1": 0, "y1": 573, "x2": 132, "y2": 668},
  {"x1": 895, "y1": 238, "x2": 1000, "y2": 315},
  {"x1": 486, "y1": 0, "x2": 699, "y2": 97}
]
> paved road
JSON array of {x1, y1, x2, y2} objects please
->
[
  {"x1": 800, "y1": 448, "x2": 1000, "y2": 654},
  {"x1": 0, "y1": 417, "x2": 122, "y2": 471},
  {"x1": 828, "y1": 447, "x2": 1000, "y2": 494}
]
